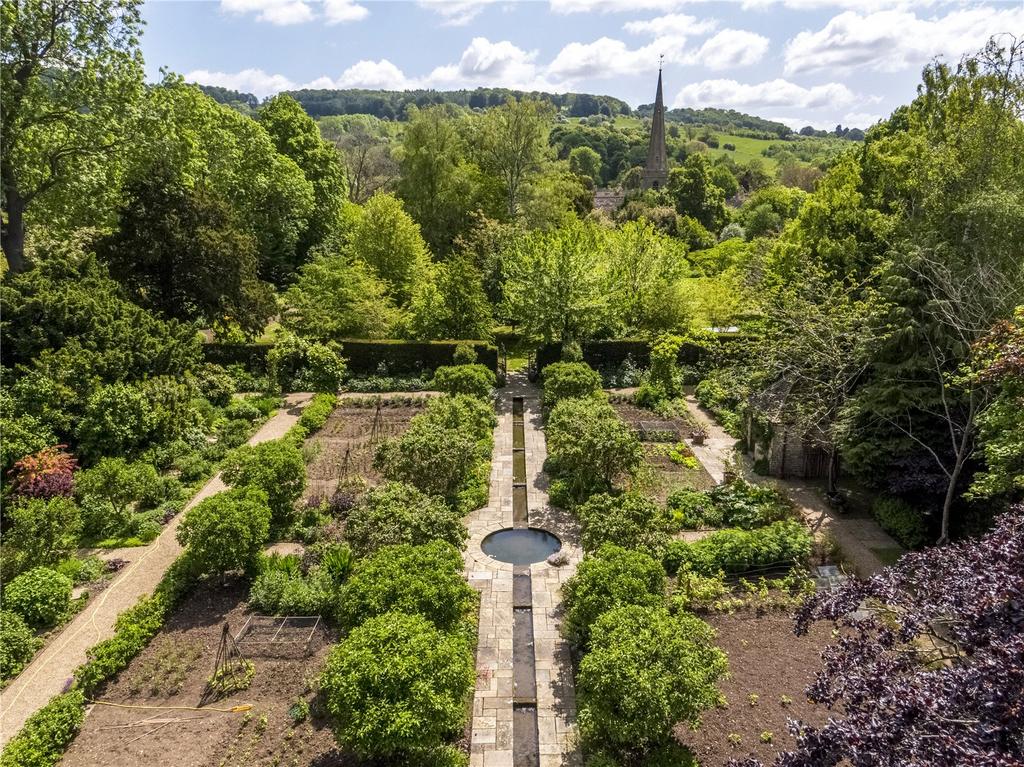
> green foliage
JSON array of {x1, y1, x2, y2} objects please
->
[
  {"x1": 75, "y1": 383, "x2": 154, "y2": 459},
  {"x1": 319, "y1": 612, "x2": 474, "y2": 759},
  {"x1": 266, "y1": 332, "x2": 347, "y2": 393},
  {"x1": 577, "y1": 493, "x2": 670, "y2": 555},
  {"x1": 339, "y1": 541, "x2": 475, "y2": 631},
  {"x1": 298, "y1": 393, "x2": 337, "y2": 432},
  {"x1": 4, "y1": 567, "x2": 73, "y2": 628},
  {"x1": 453, "y1": 343, "x2": 477, "y2": 365},
  {"x1": 664, "y1": 520, "x2": 812, "y2": 576},
  {"x1": 871, "y1": 497, "x2": 928, "y2": 549},
  {"x1": 410, "y1": 255, "x2": 494, "y2": 341},
  {"x1": 577, "y1": 605, "x2": 727, "y2": 755},
  {"x1": 345, "y1": 481, "x2": 467, "y2": 557},
  {"x1": 541, "y1": 361, "x2": 603, "y2": 409},
  {"x1": 648, "y1": 334, "x2": 684, "y2": 400},
  {"x1": 221, "y1": 439, "x2": 306, "y2": 527},
  {"x1": 249, "y1": 567, "x2": 337, "y2": 618},
  {"x1": 667, "y1": 154, "x2": 727, "y2": 232},
  {"x1": 176, "y1": 487, "x2": 272, "y2": 577},
  {"x1": 348, "y1": 192, "x2": 431, "y2": 306},
  {"x1": 0, "y1": 690, "x2": 85, "y2": 767},
  {"x1": 5, "y1": 497, "x2": 82, "y2": 570},
  {"x1": 545, "y1": 396, "x2": 643, "y2": 503},
  {"x1": 1, "y1": 610, "x2": 39, "y2": 681},
  {"x1": 431, "y1": 364, "x2": 495, "y2": 399},
  {"x1": 562, "y1": 544, "x2": 666, "y2": 646},
  {"x1": 668, "y1": 480, "x2": 792, "y2": 530}
]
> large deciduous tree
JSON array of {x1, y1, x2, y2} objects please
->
[
  {"x1": 1, "y1": 0, "x2": 145, "y2": 272},
  {"x1": 347, "y1": 192, "x2": 430, "y2": 306},
  {"x1": 667, "y1": 154, "x2": 727, "y2": 233}
]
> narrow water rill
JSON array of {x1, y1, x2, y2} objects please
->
[{"x1": 510, "y1": 397, "x2": 540, "y2": 767}]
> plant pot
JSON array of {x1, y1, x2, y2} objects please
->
[{"x1": 691, "y1": 434, "x2": 706, "y2": 446}]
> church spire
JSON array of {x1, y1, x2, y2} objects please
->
[{"x1": 642, "y1": 61, "x2": 668, "y2": 190}]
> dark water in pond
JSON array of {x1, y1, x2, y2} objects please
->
[{"x1": 482, "y1": 528, "x2": 561, "y2": 565}]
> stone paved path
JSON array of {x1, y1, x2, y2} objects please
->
[
  {"x1": 463, "y1": 376, "x2": 582, "y2": 767},
  {"x1": 680, "y1": 393, "x2": 899, "y2": 577},
  {"x1": 0, "y1": 393, "x2": 313, "y2": 746}
]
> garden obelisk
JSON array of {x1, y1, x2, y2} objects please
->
[{"x1": 642, "y1": 64, "x2": 669, "y2": 190}]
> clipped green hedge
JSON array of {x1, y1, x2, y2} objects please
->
[
  {"x1": 536, "y1": 337, "x2": 741, "y2": 374},
  {"x1": 204, "y1": 340, "x2": 499, "y2": 377},
  {"x1": 0, "y1": 690, "x2": 85, "y2": 767}
]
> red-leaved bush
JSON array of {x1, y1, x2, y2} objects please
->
[{"x1": 8, "y1": 446, "x2": 78, "y2": 499}]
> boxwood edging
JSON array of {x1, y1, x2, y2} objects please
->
[{"x1": 0, "y1": 396, "x2": 339, "y2": 767}]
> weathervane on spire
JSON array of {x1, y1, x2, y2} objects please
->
[{"x1": 658, "y1": 53, "x2": 664, "y2": 72}]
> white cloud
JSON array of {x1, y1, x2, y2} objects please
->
[
  {"x1": 427, "y1": 37, "x2": 561, "y2": 91},
  {"x1": 841, "y1": 111, "x2": 882, "y2": 128},
  {"x1": 692, "y1": 28, "x2": 770, "y2": 69},
  {"x1": 552, "y1": 0, "x2": 699, "y2": 15},
  {"x1": 323, "y1": 0, "x2": 368, "y2": 23},
  {"x1": 219, "y1": 0, "x2": 367, "y2": 25},
  {"x1": 624, "y1": 13, "x2": 717, "y2": 37},
  {"x1": 674, "y1": 77, "x2": 857, "y2": 110},
  {"x1": 548, "y1": 34, "x2": 689, "y2": 80},
  {"x1": 332, "y1": 59, "x2": 415, "y2": 90},
  {"x1": 417, "y1": 0, "x2": 497, "y2": 26},
  {"x1": 784, "y1": 7, "x2": 1024, "y2": 75},
  {"x1": 185, "y1": 67, "x2": 297, "y2": 98}
]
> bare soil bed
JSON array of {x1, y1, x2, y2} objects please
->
[
  {"x1": 675, "y1": 611, "x2": 835, "y2": 766},
  {"x1": 304, "y1": 399, "x2": 425, "y2": 499},
  {"x1": 62, "y1": 579, "x2": 347, "y2": 767}
]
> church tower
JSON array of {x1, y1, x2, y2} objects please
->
[{"x1": 641, "y1": 64, "x2": 668, "y2": 191}]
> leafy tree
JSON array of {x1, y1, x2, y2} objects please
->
[
  {"x1": 321, "y1": 114, "x2": 398, "y2": 203},
  {"x1": 504, "y1": 219, "x2": 607, "y2": 343},
  {"x1": 546, "y1": 396, "x2": 643, "y2": 502},
  {"x1": 258, "y1": 94, "x2": 349, "y2": 255},
  {"x1": 667, "y1": 154, "x2": 727, "y2": 232},
  {"x1": 374, "y1": 417, "x2": 481, "y2": 505},
  {"x1": 100, "y1": 168, "x2": 274, "y2": 336},
  {"x1": 569, "y1": 145, "x2": 603, "y2": 184},
  {"x1": 577, "y1": 492, "x2": 670, "y2": 555},
  {"x1": 475, "y1": 98, "x2": 555, "y2": 217},
  {"x1": 4, "y1": 566, "x2": 73, "y2": 628},
  {"x1": 709, "y1": 163, "x2": 740, "y2": 200},
  {"x1": 577, "y1": 605, "x2": 727, "y2": 757},
  {"x1": 6, "y1": 497, "x2": 82, "y2": 569},
  {"x1": 320, "y1": 611, "x2": 474, "y2": 760},
  {"x1": 0, "y1": 391, "x2": 56, "y2": 474},
  {"x1": 0, "y1": 0, "x2": 145, "y2": 272},
  {"x1": 347, "y1": 193, "x2": 430, "y2": 305},
  {"x1": 282, "y1": 252, "x2": 400, "y2": 340},
  {"x1": 76, "y1": 383, "x2": 154, "y2": 459},
  {"x1": 75, "y1": 457, "x2": 156, "y2": 519},
  {"x1": 338, "y1": 541, "x2": 474, "y2": 631},
  {"x1": 562, "y1": 544, "x2": 666, "y2": 646},
  {"x1": 344, "y1": 481, "x2": 467, "y2": 557},
  {"x1": 220, "y1": 439, "x2": 306, "y2": 528},
  {"x1": 735, "y1": 506, "x2": 1024, "y2": 767},
  {"x1": 409, "y1": 254, "x2": 493, "y2": 340},
  {"x1": 176, "y1": 487, "x2": 271, "y2": 577}
]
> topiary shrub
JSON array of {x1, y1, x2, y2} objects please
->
[
  {"x1": 871, "y1": 496, "x2": 929, "y2": 549},
  {"x1": 320, "y1": 611, "x2": 474, "y2": 760},
  {"x1": 546, "y1": 397, "x2": 643, "y2": 503},
  {"x1": 431, "y1": 365, "x2": 495, "y2": 399},
  {"x1": 176, "y1": 487, "x2": 272, "y2": 577},
  {"x1": 221, "y1": 439, "x2": 306, "y2": 528},
  {"x1": 339, "y1": 541, "x2": 475, "y2": 631},
  {"x1": 577, "y1": 492, "x2": 670, "y2": 555},
  {"x1": 541, "y1": 361, "x2": 603, "y2": 409},
  {"x1": 577, "y1": 605, "x2": 727, "y2": 757},
  {"x1": 1, "y1": 610, "x2": 39, "y2": 681},
  {"x1": 562, "y1": 544, "x2": 666, "y2": 646},
  {"x1": 345, "y1": 481, "x2": 467, "y2": 557},
  {"x1": 4, "y1": 567, "x2": 73, "y2": 628}
]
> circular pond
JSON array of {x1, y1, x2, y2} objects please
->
[{"x1": 481, "y1": 528, "x2": 562, "y2": 565}]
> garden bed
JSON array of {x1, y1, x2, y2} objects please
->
[
  {"x1": 674, "y1": 611, "x2": 834, "y2": 766},
  {"x1": 62, "y1": 579, "x2": 345, "y2": 767},
  {"x1": 303, "y1": 399, "x2": 426, "y2": 498}
]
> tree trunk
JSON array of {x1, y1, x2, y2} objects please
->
[
  {"x1": 827, "y1": 447, "x2": 839, "y2": 495},
  {"x1": 2, "y1": 188, "x2": 28, "y2": 273},
  {"x1": 938, "y1": 425, "x2": 973, "y2": 545}
]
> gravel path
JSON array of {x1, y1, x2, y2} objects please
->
[{"x1": 0, "y1": 393, "x2": 313, "y2": 746}]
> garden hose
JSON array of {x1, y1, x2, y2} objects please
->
[{"x1": 86, "y1": 699, "x2": 252, "y2": 714}]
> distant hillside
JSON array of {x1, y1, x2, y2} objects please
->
[{"x1": 637, "y1": 104, "x2": 792, "y2": 137}]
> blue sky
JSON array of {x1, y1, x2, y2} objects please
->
[{"x1": 140, "y1": 0, "x2": 1024, "y2": 128}]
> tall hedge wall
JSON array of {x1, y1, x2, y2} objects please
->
[
  {"x1": 535, "y1": 337, "x2": 741, "y2": 373},
  {"x1": 203, "y1": 340, "x2": 499, "y2": 376}
]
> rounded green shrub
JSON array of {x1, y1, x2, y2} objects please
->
[
  {"x1": 1, "y1": 610, "x2": 39, "y2": 680},
  {"x1": 4, "y1": 567, "x2": 73, "y2": 628},
  {"x1": 577, "y1": 605, "x2": 727, "y2": 755},
  {"x1": 320, "y1": 611, "x2": 473, "y2": 759},
  {"x1": 562, "y1": 544, "x2": 666, "y2": 646},
  {"x1": 221, "y1": 439, "x2": 306, "y2": 528},
  {"x1": 344, "y1": 482, "x2": 467, "y2": 557},
  {"x1": 431, "y1": 365, "x2": 495, "y2": 399},
  {"x1": 577, "y1": 492, "x2": 670, "y2": 555},
  {"x1": 176, "y1": 487, "x2": 272, "y2": 577},
  {"x1": 339, "y1": 541, "x2": 474, "y2": 631},
  {"x1": 541, "y1": 361, "x2": 602, "y2": 409}
]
